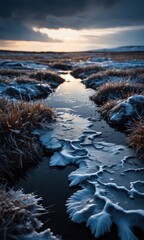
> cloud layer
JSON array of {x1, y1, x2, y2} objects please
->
[{"x1": 0, "y1": 0, "x2": 144, "y2": 45}]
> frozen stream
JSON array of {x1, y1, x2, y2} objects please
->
[{"x1": 16, "y1": 72, "x2": 144, "y2": 240}]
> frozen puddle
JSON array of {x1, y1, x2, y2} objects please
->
[{"x1": 39, "y1": 111, "x2": 144, "y2": 240}]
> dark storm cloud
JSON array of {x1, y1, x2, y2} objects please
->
[
  {"x1": 0, "y1": 19, "x2": 61, "y2": 41},
  {"x1": 0, "y1": 0, "x2": 117, "y2": 18},
  {"x1": 0, "y1": 0, "x2": 144, "y2": 41}
]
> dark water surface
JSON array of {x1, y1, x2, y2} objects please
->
[{"x1": 15, "y1": 72, "x2": 126, "y2": 240}]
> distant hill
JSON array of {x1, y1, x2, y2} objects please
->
[{"x1": 91, "y1": 46, "x2": 144, "y2": 52}]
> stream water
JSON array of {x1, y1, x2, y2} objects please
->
[{"x1": 15, "y1": 72, "x2": 134, "y2": 240}]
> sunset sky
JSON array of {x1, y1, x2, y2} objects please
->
[{"x1": 0, "y1": 0, "x2": 144, "y2": 52}]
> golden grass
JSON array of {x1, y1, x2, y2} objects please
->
[
  {"x1": 0, "y1": 68, "x2": 28, "y2": 77},
  {"x1": 0, "y1": 51, "x2": 144, "y2": 62},
  {"x1": 15, "y1": 76, "x2": 39, "y2": 84},
  {"x1": 0, "y1": 98, "x2": 55, "y2": 182},
  {"x1": 99, "y1": 100, "x2": 119, "y2": 119},
  {"x1": 103, "y1": 68, "x2": 144, "y2": 78},
  {"x1": 0, "y1": 98, "x2": 55, "y2": 129},
  {"x1": 30, "y1": 70, "x2": 64, "y2": 84},
  {"x1": 91, "y1": 82, "x2": 144, "y2": 105},
  {"x1": 127, "y1": 119, "x2": 144, "y2": 159},
  {"x1": 49, "y1": 61, "x2": 72, "y2": 70},
  {"x1": 0, "y1": 69, "x2": 64, "y2": 86},
  {"x1": 71, "y1": 65, "x2": 103, "y2": 79},
  {"x1": 84, "y1": 68, "x2": 144, "y2": 84}
]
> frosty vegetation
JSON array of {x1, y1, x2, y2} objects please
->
[
  {"x1": 0, "y1": 68, "x2": 64, "y2": 101},
  {"x1": 71, "y1": 57, "x2": 144, "y2": 158},
  {"x1": 0, "y1": 187, "x2": 60, "y2": 240},
  {"x1": 0, "y1": 51, "x2": 144, "y2": 240}
]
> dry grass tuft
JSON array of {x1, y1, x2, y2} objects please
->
[
  {"x1": 49, "y1": 61, "x2": 72, "y2": 70},
  {"x1": 0, "y1": 98, "x2": 55, "y2": 182},
  {"x1": 84, "y1": 68, "x2": 144, "y2": 88},
  {"x1": 103, "y1": 68, "x2": 144, "y2": 78},
  {"x1": 0, "y1": 69, "x2": 28, "y2": 77},
  {"x1": 0, "y1": 187, "x2": 44, "y2": 239},
  {"x1": 15, "y1": 76, "x2": 39, "y2": 85},
  {"x1": 127, "y1": 119, "x2": 144, "y2": 159},
  {"x1": 71, "y1": 65, "x2": 103, "y2": 79},
  {"x1": 0, "y1": 98, "x2": 55, "y2": 130},
  {"x1": 91, "y1": 82, "x2": 144, "y2": 105},
  {"x1": 99, "y1": 100, "x2": 119, "y2": 119},
  {"x1": 0, "y1": 77, "x2": 12, "y2": 85},
  {"x1": 30, "y1": 70, "x2": 64, "y2": 85}
]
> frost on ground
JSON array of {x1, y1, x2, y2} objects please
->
[
  {"x1": 74, "y1": 57, "x2": 144, "y2": 157},
  {"x1": 101, "y1": 95, "x2": 144, "y2": 126},
  {"x1": 0, "y1": 188, "x2": 60, "y2": 240},
  {"x1": 0, "y1": 61, "x2": 64, "y2": 101},
  {"x1": 40, "y1": 111, "x2": 144, "y2": 240},
  {"x1": 72, "y1": 59, "x2": 144, "y2": 90}
]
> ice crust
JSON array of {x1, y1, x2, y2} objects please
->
[
  {"x1": 18, "y1": 229, "x2": 60, "y2": 240},
  {"x1": 108, "y1": 95, "x2": 144, "y2": 125},
  {"x1": 40, "y1": 111, "x2": 144, "y2": 239}
]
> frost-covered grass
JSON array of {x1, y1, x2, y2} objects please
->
[
  {"x1": 0, "y1": 69, "x2": 65, "y2": 100},
  {"x1": 0, "y1": 68, "x2": 27, "y2": 77},
  {"x1": 85, "y1": 68, "x2": 144, "y2": 81},
  {"x1": 0, "y1": 98, "x2": 55, "y2": 182},
  {"x1": 102, "y1": 68, "x2": 144, "y2": 78},
  {"x1": 99, "y1": 100, "x2": 119, "y2": 119},
  {"x1": 0, "y1": 187, "x2": 44, "y2": 239},
  {"x1": 81, "y1": 68, "x2": 144, "y2": 90},
  {"x1": 29, "y1": 70, "x2": 64, "y2": 85},
  {"x1": 0, "y1": 76, "x2": 11, "y2": 85},
  {"x1": 91, "y1": 82, "x2": 144, "y2": 104},
  {"x1": 0, "y1": 68, "x2": 64, "y2": 85},
  {"x1": 71, "y1": 65, "x2": 103, "y2": 79},
  {"x1": 127, "y1": 119, "x2": 144, "y2": 159},
  {"x1": 49, "y1": 61, "x2": 72, "y2": 70},
  {"x1": 15, "y1": 76, "x2": 39, "y2": 84}
]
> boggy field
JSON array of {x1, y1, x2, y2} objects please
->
[{"x1": 0, "y1": 50, "x2": 144, "y2": 240}]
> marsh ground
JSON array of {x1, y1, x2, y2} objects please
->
[{"x1": 0, "y1": 50, "x2": 144, "y2": 240}]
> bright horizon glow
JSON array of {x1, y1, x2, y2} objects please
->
[
  {"x1": 0, "y1": 25, "x2": 144, "y2": 52},
  {"x1": 33, "y1": 25, "x2": 144, "y2": 41}
]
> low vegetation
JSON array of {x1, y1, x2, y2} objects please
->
[
  {"x1": 127, "y1": 119, "x2": 144, "y2": 159},
  {"x1": 0, "y1": 98, "x2": 55, "y2": 182},
  {"x1": 29, "y1": 70, "x2": 64, "y2": 85},
  {"x1": 71, "y1": 65, "x2": 103, "y2": 79},
  {"x1": 99, "y1": 100, "x2": 119, "y2": 119},
  {"x1": 49, "y1": 61, "x2": 72, "y2": 70},
  {"x1": 85, "y1": 68, "x2": 144, "y2": 82},
  {"x1": 91, "y1": 82, "x2": 144, "y2": 104},
  {"x1": 0, "y1": 187, "x2": 45, "y2": 240},
  {"x1": 0, "y1": 68, "x2": 28, "y2": 77}
]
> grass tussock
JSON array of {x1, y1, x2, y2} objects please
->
[
  {"x1": 86, "y1": 68, "x2": 144, "y2": 81},
  {"x1": 30, "y1": 70, "x2": 64, "y2": 84},
  {"x1": 84, "y1": 68, "x2": 144, "y2": 89},
  {"x1": 127, "y1": 119, "x2": 144, "y2": 159},
  {"x1": 49, "y1": 61, "x2": 72, "y2": 70},
  {"x1": 99, "y1": 100, "x2": 119, "y2": 119},
  {"x1": 71, "y1": 65, "x2": 103, "y2": 79},
  {"x1": 1, "y1": 51, "x2": 144, "y2": 63},
  {"x1": 0, "y1": 98, "x2": 55, "y2": 182},
  {"x1": 91, "y1": 82, "x2": 144, "y2": 105},
  {"x1": 103, "y1": 68, "x2": 144, "y2": 78},
  {"x1": 0, "y1": 68, "x2": 28, "y2": 77},
  {"x1": 15, "y1": 76, "x2": 39, "y2": 85},
  {"x1": 0, "y1": 187, "x2": 44, "y2": 239},
  {"x1": 0, "y1": 77, "x2": 12, "y2": 85}
]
